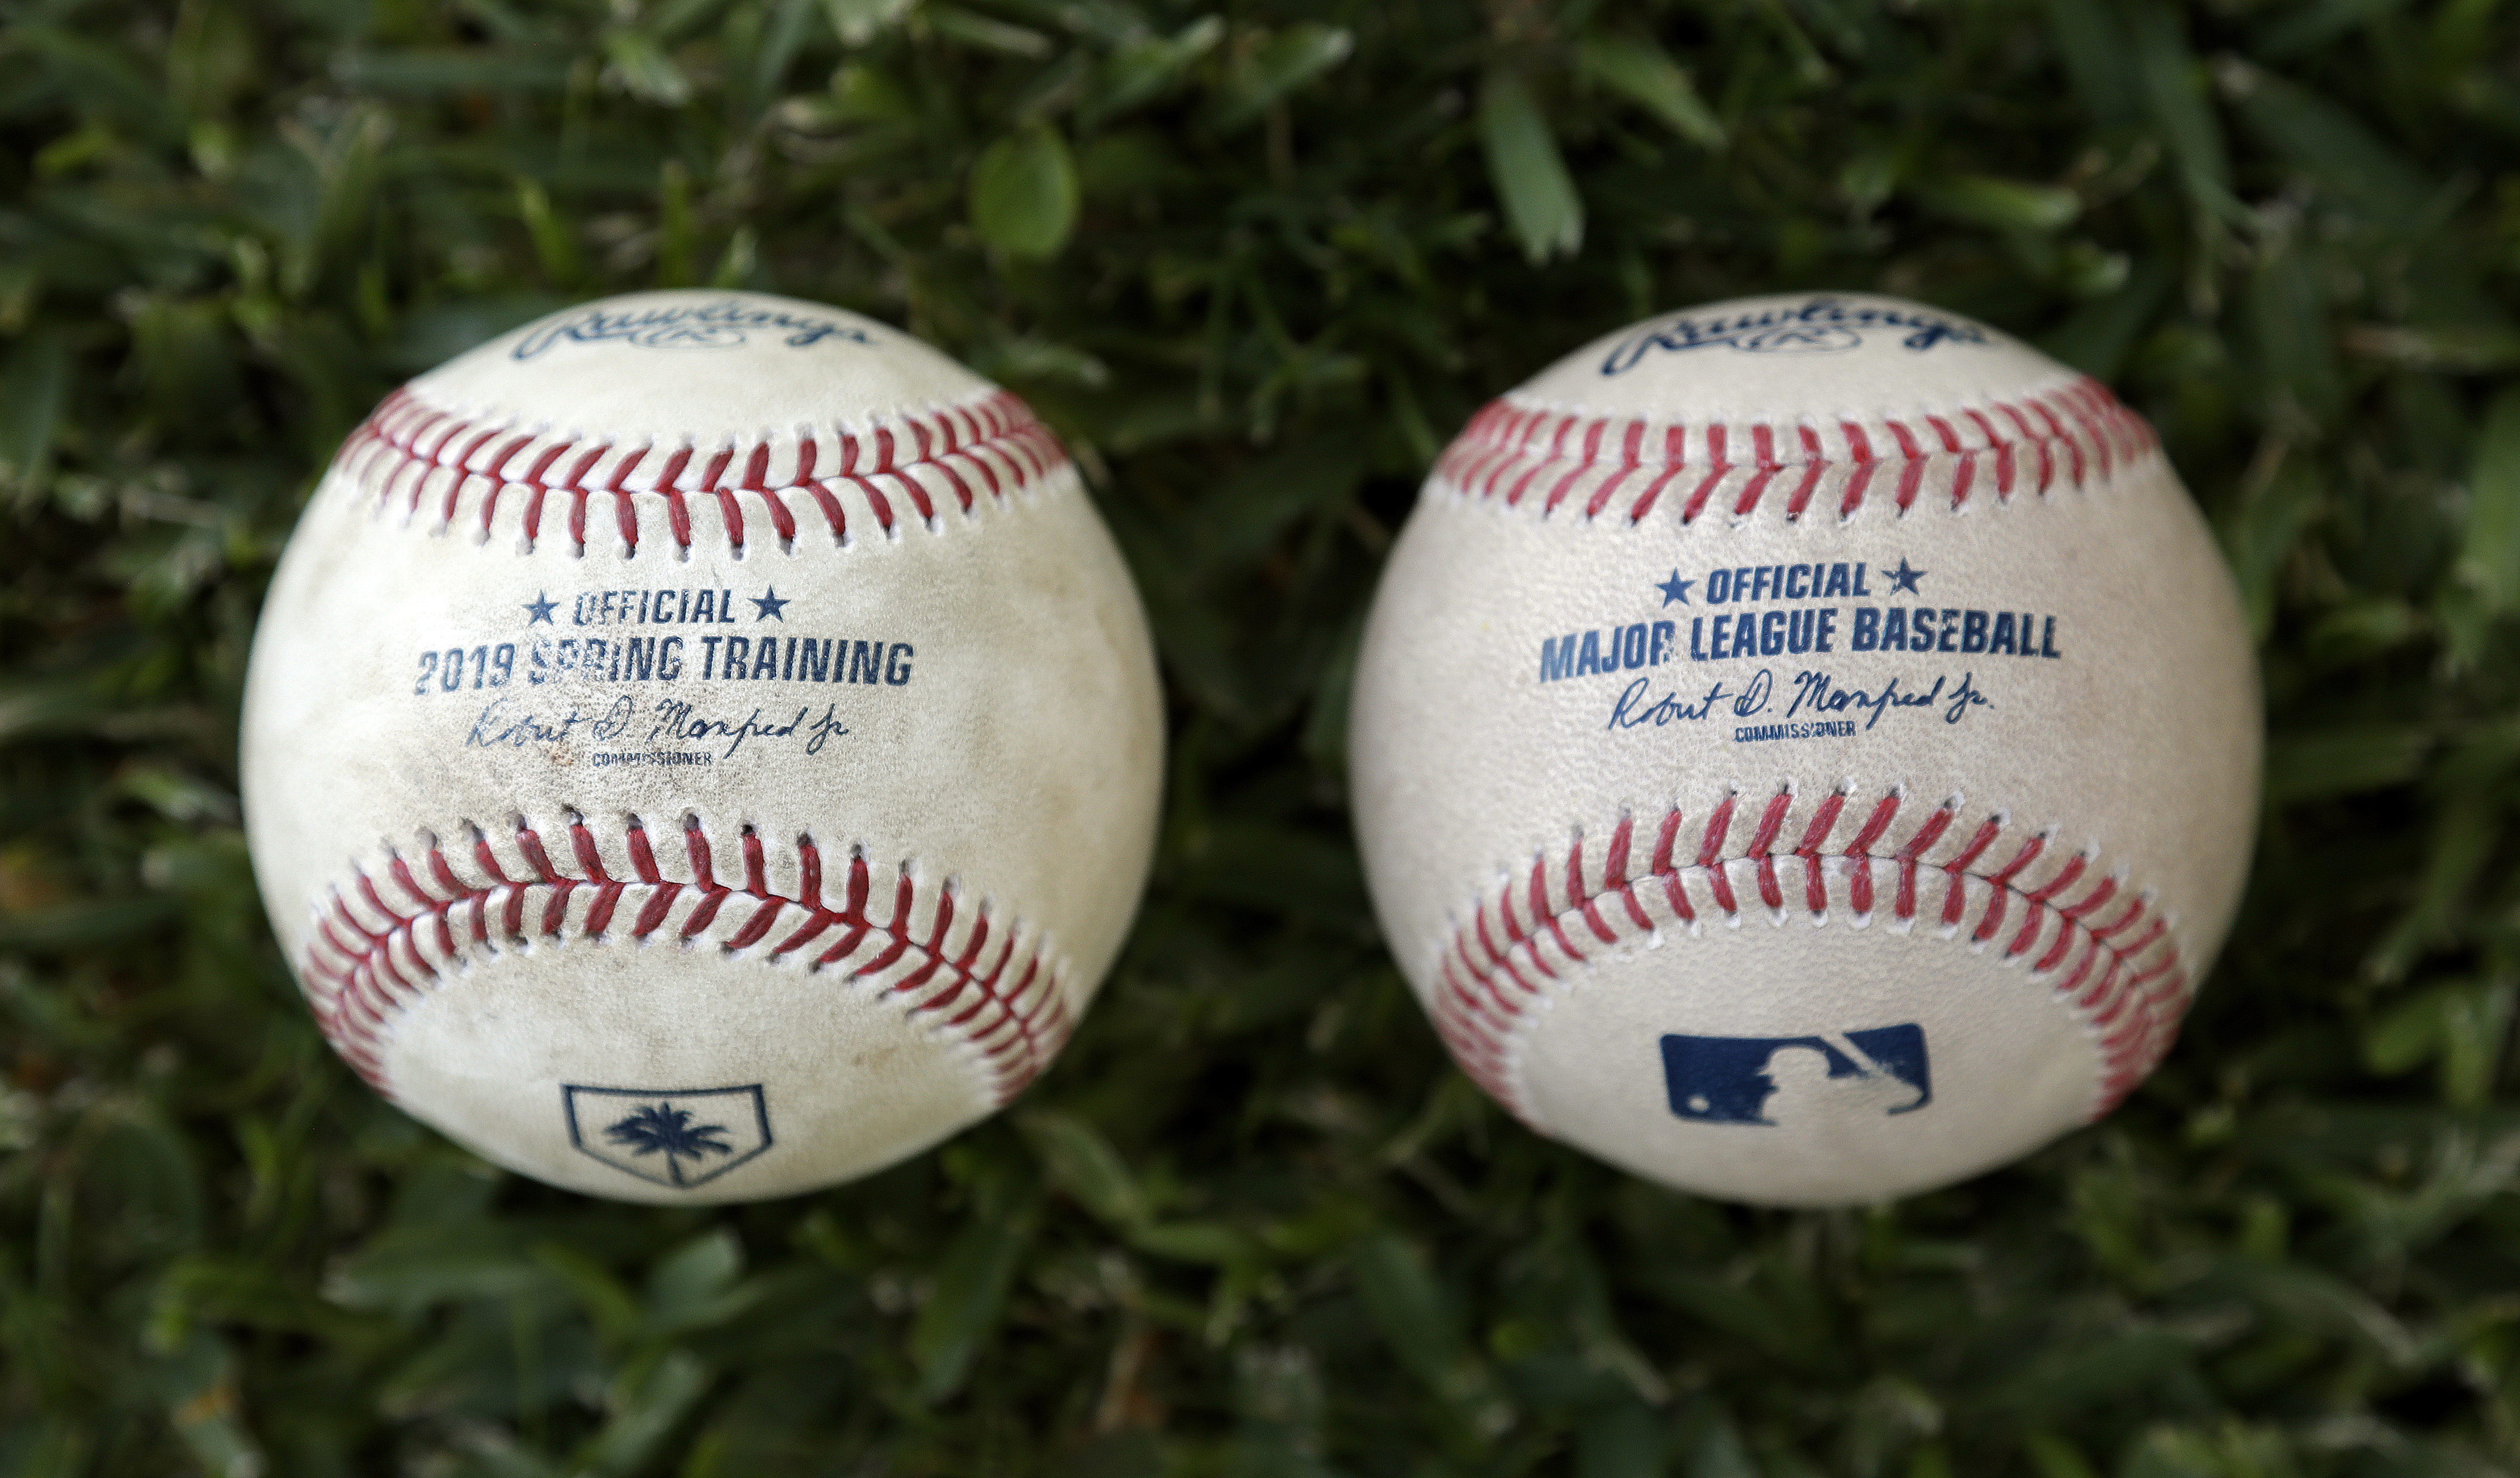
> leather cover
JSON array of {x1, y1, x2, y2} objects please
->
[
  {"x1": 242, "y1": 291, "x2": 1164, "y2": 1203},
  {"x1": 1350, "y1": 293, "x2": 2259, "y2": 1205}
]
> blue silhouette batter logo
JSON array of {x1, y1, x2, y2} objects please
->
[{"x1": 1660, "y1": 1025, "x2": 1931, "y2": 1125}]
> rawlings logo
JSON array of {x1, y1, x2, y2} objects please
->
[
  {"x1": 512, "y1": 299, "x2": 875, "y2": 359},
  {"x1": 1599, "y1": 296, "x2": 1990, "y2": 376}
]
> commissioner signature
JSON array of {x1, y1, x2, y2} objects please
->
[
  {"x1": 1607, "y1": 670, "x2": 1771, "y2": 730},
  {"x1": 1606, "y1": 668, "x2": 1990, "y2": 732},
  {"x1": 649, "y1": 699, "x2": 850, "y2": 757},
  {"x1": 466, "y1": 695, "x2": 851, "y2": 758},
  {"x1": 1787, "y1": 670, "x2": 1989, "y2": 728}
]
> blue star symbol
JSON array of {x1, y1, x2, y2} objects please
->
[
  {"x1": 1884, "y1": 558, "x2": 1927, "y2": 595},
  {"x1": 524, "y1": 592, "x2": 557, "y2": 624},
  {"x1": 750, "y1": 586, "x2": 789, "y2": 620},
  {"x1": 1656, "y1": 570, "x2": 1694, "y2": 606}
]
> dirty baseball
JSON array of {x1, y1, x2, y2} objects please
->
[{"x1": 241, "y1": 290, "x2": 1164, "y2": 1203}]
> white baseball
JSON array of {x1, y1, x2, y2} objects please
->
[
  {"x1": 241, "y1": 290, "x2": 1163, "y2": 1203},
  {"x1": 1350, "y1": 292, "x2": 2258, "y2": 1206}
]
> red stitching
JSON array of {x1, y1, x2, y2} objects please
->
[
  {"x1": 333, "y1": 385, "x2": 1071, "y2": 553},
  {"x1": 1431, "y1": 377, "x2": 2157, "y2": 524},
  {"x1": 297, "y1": 816, "x2": 1070, "y2": 1106},
  {"x1": 1429, "y1": 789, "x2": 2187, "y2": 1127}
]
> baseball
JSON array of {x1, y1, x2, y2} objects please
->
[
  {"x1": 241, "y1": 290, "x2": 1163, "y2": 1203},
  {"x1": 1349, "y1": 292, "x2": 2259, "y2": 1206}
]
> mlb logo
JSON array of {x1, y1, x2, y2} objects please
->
[
  {"x1": 1660, "y1": 1025, "x2": 1932, "y2": 1126},
  {"x1": 562, "y1": 1083, "x2": 774, "y2": 1189}
]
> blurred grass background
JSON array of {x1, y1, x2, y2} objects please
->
[{"x1": 5, "y1": 0, "x2": 2520, "y2": 1474}]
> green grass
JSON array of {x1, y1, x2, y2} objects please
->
[{"x1": 7, "y1": 1, "x2": 2520, "y2": 1473}]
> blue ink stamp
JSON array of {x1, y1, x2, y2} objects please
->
[
  {"x1": 1660, "y1": 1025, "x2": 1931, "y2": 1125},
  {"x1": 563, "y1": 1083, "x2": 773, "y2": 1188}
]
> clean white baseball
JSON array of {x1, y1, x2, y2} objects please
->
[
  {"x1": 1350, "y1": 292, "x2": 2259, "y2": 1206},
  {"x1": 241, "y1": 290, "x2": 1163, "y2": 1203}
]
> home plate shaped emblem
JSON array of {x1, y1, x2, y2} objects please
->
[{"x1": 562, "y1": 1084, "x2": 773, "y2": 1190}]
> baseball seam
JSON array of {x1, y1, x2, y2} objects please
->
[
  {"x1": 301, "y1": 815, "x2": 1071, "y2": 1107},
  {"x1": 1427, "y1": 788, "x2": 2186, "y2": 1129},
  {"x1": 333, "y1": 385, "x2": 1070, "y2": 554},
  {"x1": 1432, "y1": 376, "x2": 2155, "y2": 523}
]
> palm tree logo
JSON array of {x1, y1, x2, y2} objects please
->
[
  {"x1": 604, "y1": 1102, "x2": 734, "y2": 1185},
  {"x1": 564, "y1": 1083, "x2": 773, "y2": 1189}
]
